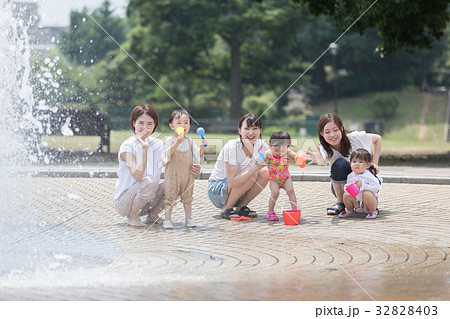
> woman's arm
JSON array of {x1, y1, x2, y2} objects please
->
[
  {"x1": 371, "y1": 134, "x2": 382, "y2": 172},
  {"x1": 120, "y1": 134, "x2": 149, "y2": 181},
  {"x1": 225, "y1": 162, "x2": 263, "y2": 189}
]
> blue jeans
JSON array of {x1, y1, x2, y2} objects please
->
[{"x1": 330, "y1": 158, "x2": 351, "y2": 197}]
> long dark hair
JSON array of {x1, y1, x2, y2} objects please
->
[{"x1": 318, "y1": 113, "x2": 351, "y2": 158}]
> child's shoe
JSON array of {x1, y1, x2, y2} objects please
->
[
  {"x1": 186, "y1": 218, "x2": 197, "y2": 228},
  {"x1": 267, "y1": 211, "x2": 279, "y2": 221},
  {"x1": 366, "y1": 211, "x2": 378, "y2": 219},
  {"x1": 339, "y1": 210, "x2": 355, "y2": 218},
  {"x1": 162, "y1": 220, "x2": 174, "y2": 229}
]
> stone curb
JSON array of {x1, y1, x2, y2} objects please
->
[{"x1": 18, "y1": 168, "x2": 450, "y2": 185}]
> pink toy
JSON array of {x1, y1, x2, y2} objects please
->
[{"x1": 346, "y1": 183, "x2": 360, "y2": 197}]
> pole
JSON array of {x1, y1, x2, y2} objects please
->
[
  {"x1": 333, "y1": 53, "x2": 338, "y2": 115},
  {"x1": 445, "y1": 91, "x2": 450, "y2": 142}
]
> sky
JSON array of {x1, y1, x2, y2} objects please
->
[{"x1": 38, "y1": 0, "x2": 128, "y2": 27}]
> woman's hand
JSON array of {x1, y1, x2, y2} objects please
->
[
  {"x1": 136, "y1": 130, "x2": 150, "y2": 150},
  {"x1": 303, "y1": 146, "x2": 325, "y2": 166},
  {"x1": 191, "y1": 164, "x2": 201, "y2": 175}
]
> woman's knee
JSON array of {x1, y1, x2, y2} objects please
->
[{"x1": 330, "y1": 158, "x2": 351, "y2": 182}]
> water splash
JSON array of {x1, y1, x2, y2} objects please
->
[{"x1": 0, "y1": 0, "x2": 41, "y2": 179}]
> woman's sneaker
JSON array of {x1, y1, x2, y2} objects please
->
[{"x1": 339, "y1": 210, "x2": 355, "y2": 218}]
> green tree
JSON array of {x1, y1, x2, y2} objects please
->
[
  {"x1": 127, "y1": 0, "x2": 307, "y2": 119},
  {"x1": 288, "y1": 0, "x2": 450, "y2": 55},
  {"x1": 60, "y1": 0, "x2": 127, "y2": 65}
]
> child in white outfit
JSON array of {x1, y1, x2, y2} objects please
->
[
  {"x1": 161, "y1": 110, "x2": 206, "y2": 229},
  {"x1": 340, "y1": 148, "x2": 382, "y2": 219}
]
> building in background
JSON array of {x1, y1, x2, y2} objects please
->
[{"x1": 12, "y1": 1, "x2": 65, "y2": 55}]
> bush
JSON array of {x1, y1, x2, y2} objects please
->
[{"x1": 370, "y1": 94, "x2": 399, "y2": 120}]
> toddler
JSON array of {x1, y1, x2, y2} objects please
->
[
  {"x1": 340, "y1": 148, "x2": 382, "y2": 219},
  {"x1": 262, "y1": 131, "x2": 298, "y2": 221},
  {"x1": 161, "y1": 110, "x2": 206, "y2": 229}
]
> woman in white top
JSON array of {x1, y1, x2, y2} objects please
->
[
  {"x1": 113, "y1": 104, "x2": 166, "y2": 227},
  {"x1": 305, "y1": 113, "x2": 382, "y2": 215},
  {"x1": 208, "y1": 113, "x2": 269, "y2": 219}
]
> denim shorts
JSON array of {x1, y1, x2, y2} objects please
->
[{"x1": 207, "y1": 178, "x2": 229, "y2": 209}]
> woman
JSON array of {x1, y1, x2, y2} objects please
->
[
  {"x1": 207, "y1": 113, "x2": 269, "y2": 219},
  {"x1": 113, "y1": 104, "x2": 202, "y2": 227},
  {"x1": 305, "y1": 113, "x2": 382, "y2": 215}
]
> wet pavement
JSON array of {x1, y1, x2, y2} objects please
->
[{"x1": 1, "y1": 168, "x2": 449, "y2": 301}]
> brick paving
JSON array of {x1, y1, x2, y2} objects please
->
[{"x1": 0, "y1": 177, "x2": 449, "y2": 300}]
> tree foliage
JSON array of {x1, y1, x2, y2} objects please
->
[
  {"x1": 60, "y1": 0, "x2": 127, "y2": 65},
  {"x1": 286, "y1": 0, "x2": 450, "y2": 55},
  {"x1": 127, "y1": 0, "x2": 307, "y2": 119}
]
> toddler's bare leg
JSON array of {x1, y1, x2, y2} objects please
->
[
  {"x1": 283, "y1": 178, "x2": 298, "y2": 210},
  {"x1": 268, "y1": 180, "x2": 280, "y2": 212},
  {"x1": 362, "y1": 191, "x2": 377, "y2": 211},
  {"x1": 343, "y1": 194, "x2": 358, "y2": 212},
  {"x1": 164, "y1": 205, "x2": 173, "y2": 221},
  {"x1": 184, "y1": 202, "x2": 192, "y2": 220}
]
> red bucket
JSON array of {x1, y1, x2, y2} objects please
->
[{"x1": 282, "y1": 209, "x2": 301, "y2": 225}]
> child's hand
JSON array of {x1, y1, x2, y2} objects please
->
[
  {"x1": 355, "y1": 180, "x2": 362, "y2": 188},
  {"x1": 201, "y1": 138, "x2": 208, "y2": 147},
  {"x1": 191, "y1": 164, "x2": 201, "y2": 175},
  {"x1": 175, "y1": 131, "x2": 185, "y2": 145}
]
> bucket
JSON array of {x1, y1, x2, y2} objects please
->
[{"x1": 282, "y1": 209, "x2": 301, "y2": 225}]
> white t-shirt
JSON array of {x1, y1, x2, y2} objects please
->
[
  {"x1": 209, "y1": 138, "x2": 269, "y2": 181},
  {"x1": 319, "y1": 131, "x2": 373, "y2": 165},
  {"x1": 114, "y1": 135, "x2": 164, "y2": 200},
  {"x1": 161, "y1": 136, "x2": 202, "y2": 165},
  {"x1": 345, "y1": 170, "x2": 382, "y2": 203}
]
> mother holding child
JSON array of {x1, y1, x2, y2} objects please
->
[{"x1": 306, "y1": 113, "x2": 382, "y2": 217}]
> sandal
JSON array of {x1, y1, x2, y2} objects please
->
[
  {"x1": 266, "y1": 211, "x2": 279, "y2": 221},
  {"x1": 220, "y1": 208, "x2": 239, "y2": 220},
  {"x1": 366, "y1": 211, "x2": 378, "y2": 219},
  {"x1": 238, "y1": 206, "x2": 257, "y2": 218},
  {"x1": 327, "y1": 202, "x2": 345, "y2": 215}
]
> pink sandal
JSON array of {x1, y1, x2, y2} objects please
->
[
  {"x1": 267, "y1": 211, "x2": 279, "y2": 221},
  {"x1": 339, "y1": 210, "x2": 355, "y2": 218},
  {"x1": 366, "y1": 211, "x2": 378, "y2": 219}
]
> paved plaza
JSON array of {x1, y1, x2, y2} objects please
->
[{"x1": 1, "y1": 167, "x2": 449, "y2": 300}]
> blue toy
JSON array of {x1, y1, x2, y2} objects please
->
[
  {"x1": 257, "y1": 152, "x2": 266, "y2": 163},
  {"x1": 196, "y1": 127, "x2": 207, "y2": 147}
]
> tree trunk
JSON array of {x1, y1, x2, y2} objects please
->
[{"x1": 229, "y1": 35, "x2": 242, "y2": 120}]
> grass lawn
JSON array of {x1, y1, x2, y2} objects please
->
[{"x1": 40, "y1": 90, "x2": 450, "y2": 156}]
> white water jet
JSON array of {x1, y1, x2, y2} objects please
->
[{"x1": 0, "y1": 0, "x2": 41, "y2": 179}]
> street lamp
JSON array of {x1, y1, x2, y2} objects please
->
[{"x1": 329, "y1": 42, "x2": 339, "y2": 115}]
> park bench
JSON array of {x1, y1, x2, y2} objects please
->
[{"x1": 34, "y1": 108, "x2": 111, "y2": 153}]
